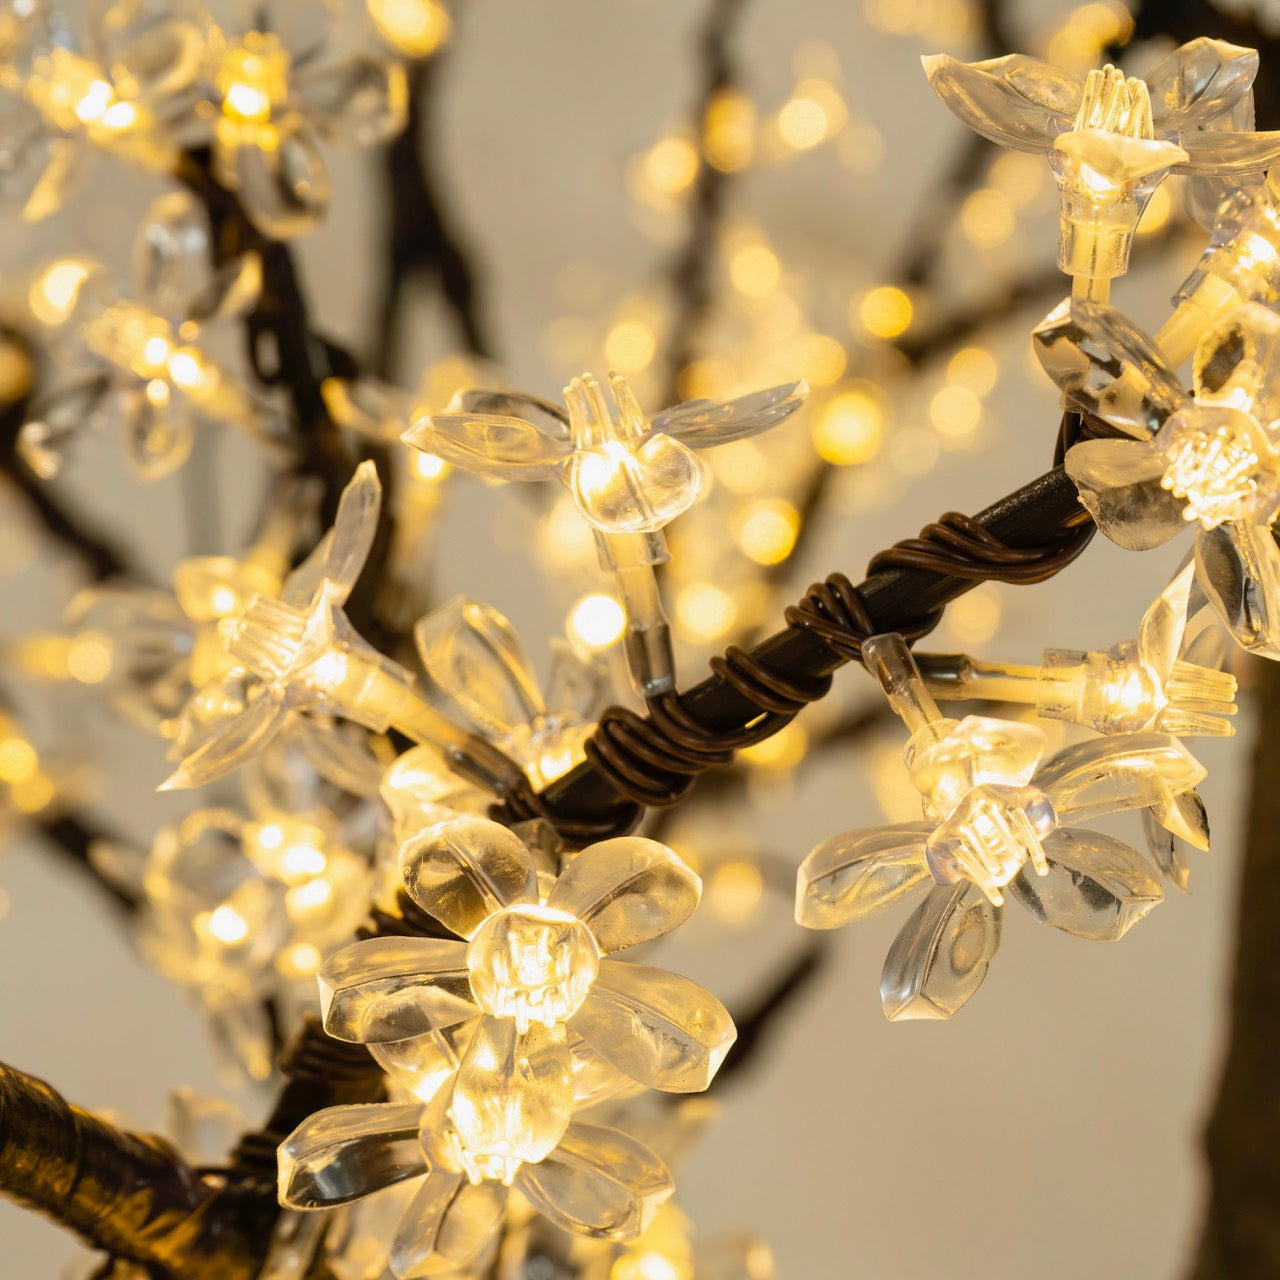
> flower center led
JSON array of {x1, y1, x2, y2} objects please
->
[
  {"x1": 429, "y1": 1119, "x2": 523, "y2": 1187},
  {"x1": 564, "y1": 372, "x2": 703, "y2": 533},
  {"x1": 466, "y1": 903, "x2": 600, "y2": 1033},
  {"x1": 1158, "y1": 411, "x2": 1268, "y2": 528},
  {"x1": 217, "y1": 34, "x2": 290, "y2": 127},
  {"x1": 924, "y1": 784, "x2": 1058, "y2": 906},
  {"x1": 1072, "y1": 66, "x2": 1153, "y2": 140}
]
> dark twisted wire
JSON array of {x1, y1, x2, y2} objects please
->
[{"x1": 506, "y1": 413, "x2": 1100, "y2": 832}]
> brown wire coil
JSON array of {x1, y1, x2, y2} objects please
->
[{"x1": 564, "y1": 452, "x2": 1096, "y2": 820}]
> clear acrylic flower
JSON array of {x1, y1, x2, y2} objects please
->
[
  {"x1": 159, "y1": 461, "x2": 411, "y2": 789},
  {"x1": 203, "y1": 0, "x2": 408, "y2": 238},
  {"x1": 98, "y1": 800, "x2": 372, "y2": 1081},
  {"x1": 279, "y1": 1088, "x2": 675, "y2": 1279},
  {"x1": 20, "y1": 192, "x2": 273, "y2": 480},
  {"x1": 924, "y1": 39, "x2": 1280, "y2": 283},
  {"x1": 919, "y1": 563, "x2": 1238, "y2": 738},
  {"x1": 401, "y1": 371, "x2": 807, "y2": 537},
  {"x1": 414, "y1": 596, "x2": 608, "y2": 790},
  {"x1": 0, "y1": 0, "x2": 204, "y2": 221},
  {"x1": 1036, "y1": 297, "x2": 1280, "y2": 657},
  {"x1": 318, "y1": 815, "x2": 734, "y2": 1164},
  {"x1": 404, "y1": 371, "x2": 806, "y2": 696},
  {"x1": 796, "y1": 728, "x2": 1206, "y2": 1019}
]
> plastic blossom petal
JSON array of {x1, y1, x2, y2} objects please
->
[
  {"x1": 205, "y1": 7, "x2": 407, "y2": 239},
  {"x1": 318, "y1": 816, "x2": 733, "y2": 1162},
  {"x1": 404, "y1": 371, "x2": 805, "y2": 695},
  {"x1": 280, "y1": 1089, "x2": 675, "y2": 1279},
  {"x1": 794, "y1": 634, "x2": 1207, "y2": 1019},
  {"x1": 917, "y1": 564, "x2": 1239, "y2": 738},
  {"x1": 414, "y1": 596, "x2": 607, "y2": 789},
  {"x1": 923, "y1": 39, "x2": 1280, "y2": 290},
  {"x1": 1163, "y1": 170, "x2": 1280, "y2": 365},
  {"x1": 19, "y1": 193, "x2": 272, "y2": 481},
  {"x1": 1036, "y1": 298, "x2": 1280, "y2": 656},
  {"x1": 796, "y1": 728, "x2": 1202, "y2": 1019},
  {"x1": 159, "y1": 462, "x2": 425, "y2": 789},
  {"x1": 0, "y1": 0, "x2": 202, "y2": 222}
]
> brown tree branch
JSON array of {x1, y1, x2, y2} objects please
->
[
  {"x1": 1188, "y1": 657, "x2": 1280, "y2": 1279},
  {"x1": 0, "y1": 1060, "x2": 267, "y2": 1278}
]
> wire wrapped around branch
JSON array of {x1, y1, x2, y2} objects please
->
[{"x1": 503, "y1": 443, "x2": 1098, "y2": 839}]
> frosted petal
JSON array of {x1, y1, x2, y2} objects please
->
[
  {"x1": 319, "y1": 936, "x2": 474, "y2": 1043},
  {"x1": 880, "y1": 882, "x2": 1001, "y2": 1021},
  {"x1": 1137, "y1": 563, "x2": 1196, "y2": 684},
  {"x1": 399, "y1": 817, "x2": 539, "y2": 938},
  {"x1": 1065, "y1": 439, "x2": 1188, "y2": 550},
  {"x1": 1195, "y1": 522, "x2": 1280, "y2": 657},
  {"x1": 120, "y1": 386, "x2": 195, "y2": 481},
  {"x1": 1008, "y1": 827, "x2": 1163, "y2": 940},
  {"x1": 217, "y1": 116, "x2": 331, "y2": 240},
  {"x1": 544, "y1": 637, "x2": 608, "y2": 720},
  {"x1": 236, "y1": 0, "x2": 337, "y2": 63},
  {"x1": 414, "y1": 597, "x2": 544, "y2": 741},
  {"x1": 454, "y1": 387, "x2": 570, "y2": 431},
  {"x1": 1151, "y1": 787, "x2": 1210, "y2": 852},
  {"x1": 547, "y1": 838, "x2": 700, "y2": 953},
  {"x1": 570, "y1": 960, "x2": 735, "y2": 1093},
  {"x1": 323, "y1": 376, "x2": 413, "y2": 440},
  {"x1": 1034, "y1": 299, "x2": 1187, "y2": 439},
  {"x1": 18, "y1": 373, "x2": 111, "y2": 478},
  {"x1": 283, "y1": 459, "x2": 381, "y2": 607},
  {"x1": 1144, "y1": 37, "x2": 1257, "y2": 133},
  {"x1": 570, "y1": 1036, "x2": 644, "y2": 1108},
  {"x1": 1142, "y1": 807, "x2": 1192, "y2": 891},
  {"x1": 402, "y1": 412, "x2": 568, "y2": 481},
  {"x1": 297, "y1": 55, "x2": 408, "y2": 147},
  {"x1": 922, "y1": 53, "x2": 1080, "y2": 150},
  {"x1": 165, "y1": 1087, "x2": 245, "y2": 1166},
  {"x1": 514, "y1": 1122, "x2": 674, "y2": 1239},
  {"x1": 289, "y1": 718, "x2": 384, "y2": 798},
  {"x1": 368, "y1": 1024, "x2": 471, "y2": 1103},
  {"x1": 278, "y1": 1103, "x2": 427, "y2": 1209},
  {"x1": 649, "y1": 380, "x2": 808, "y2": 446},
  {"x1": 131, "y1": 190, "x2": 215, "y2": 318},
  {"x1": 209, "y1": 998, "x2": 274, "y2": 1083},
  {"x1": 1193, "y1": 302, "x2": 1280, "y2": 424},
  {"x1": 158, "y1": 694, "x2": 288, "y2": 790},
  {"x1": 451, "y1": 1018, "x2": 573, "y2": 1162},
  {"x1": 390, "y1": 1171, "x2": 506, "y2": 1279},
  {"x1": 1178, "y1": 129, "x2": 1280, "y2": 175},
  {"x1": 795, "y1": 823, "x2": 933, "y2": 928},
  {"x1": 1036, "y1": 733, "x2": 1207, "y2": 822}
]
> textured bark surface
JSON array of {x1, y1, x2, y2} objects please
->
[
  {"x1": 1189, "y1": 657, "x2": 1280, "y2": 1279},
  {"x1": 0, "y1": 1061, "x2": 268, "y2": 1279}
]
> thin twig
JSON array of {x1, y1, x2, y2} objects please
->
[
  {"x1": 31, "y1": 811, "x2": 140, "y2": 914},
  {"x1": 375, "y1": 55, "x2": 494, "y2": 376},
  {"x1": 662, "y1": 0, "x2": 751, "y2": 404},
  {"x1": 713, "y1": 942, "x2": 829, "y2": 1086}
]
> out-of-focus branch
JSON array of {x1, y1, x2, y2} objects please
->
[
  {"x1": 0, "y1": 1060, "x2": 266, "y2": 1279},
  {"x1": 31, "y1": 811, "x2": 140, "y2": 914},
  {"x1": 662, "y1": 0, "x2": 752, "y2": 404},
  {"x1": 174, "y1": 148, "x2": 357, "y2": 524},
  {"x1": 375, "y1": 55, "x2": 494, "y2": 377},
  {"x1": 1189, "y1": 657, "x2": 1280, "y2": 1280},
  {"x1": 760, "y1": 1, "x2": 1014, "y2": 587},
  {"x1": 713, "y1": 942, "x2": 829, "y2": 1086},
  {"x1": 0, "y1": 342, "x2": 142, "y2": 584}
]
